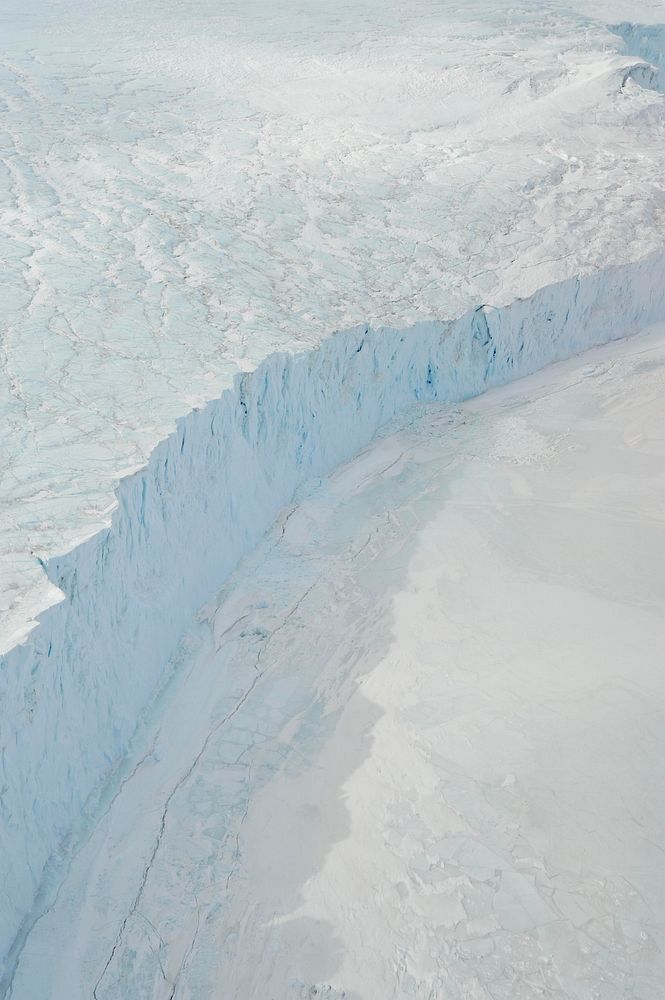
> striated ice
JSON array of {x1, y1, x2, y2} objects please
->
[
  {"x1": 7, "y1": 327, "x2": 665, "y2": 999},
  {"x1": 2, "y1": 0, "x2": 665, "y2": 984},
  {"x1": 3, "y1": 0, "x2": 665, "y2": 648}
]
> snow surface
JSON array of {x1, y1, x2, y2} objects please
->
[
  {"x1": 3, "y1": 0, "x2": 665, "y2": 984},
  {"x1": 3, "y1": 0, "x2": 665, "y2": 650},
  {"x1": 8, "y1": 326, "x2": 665, "y2": 1000},
  {"x1": 3, "y1": 253, "x2": 665, "y2": 984}
]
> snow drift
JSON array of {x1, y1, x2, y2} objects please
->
[{"x1": 2, "y1": 251, "x2": 665, "y2": 986}]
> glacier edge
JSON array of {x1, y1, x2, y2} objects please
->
[{"x1": 2, "y1": 250, "x2": 665, "y2": 985}]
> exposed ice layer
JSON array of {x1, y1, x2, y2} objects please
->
[
  {"x1": 13, "y1": 327, "x2": 663, "y2": 1000},
  {"x1": 2, "y1": 251, "x2": 665, "y2": 980},
  {"x1": 613, "y1": 22, "x2": 665, "y2": 91},
  {"x1": 4, "y1": 0, "x2": 665, "y2": 654}
]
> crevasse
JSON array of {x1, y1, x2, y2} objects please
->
[{"x1": 1, "y1": 251, "x2": 665, "y2": 983}]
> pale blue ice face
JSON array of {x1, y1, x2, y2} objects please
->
[
  {"x1": 2, "y1": 0, "x2": 665, "y2": 987},
  {"x1": 9, "y1": 324, "x2": 665, "y2": 1000},
  {"x1": 2, "y1": 0, "x2": 665, "y2": 650},
  {"x1": 613, "y1": 20, "x2": 665, "y2": 91}
]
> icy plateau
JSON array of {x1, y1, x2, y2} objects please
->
[{"x1": 2, "y1": 0, "x2": 665, "y2": 996}]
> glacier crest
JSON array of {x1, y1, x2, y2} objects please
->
[{"x1": 2, "y1": 252, "x2": 665, "y2": 981}]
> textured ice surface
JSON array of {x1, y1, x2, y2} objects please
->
[
  {"x1": 613, "y1": 20, "x2": 665, "y2": 91},
  {"x1": 9, "y1": 327, "x2": 665, "y2": 1000},
  {"x1": 3, "y1": 0, "x2": 665, "y2": 982},
  {"x1": 3, "y1": 0, "x2": 665, "y2": 648},
  {"x1": 2, "y1": 254, "x2": 665, "y2": 983}
]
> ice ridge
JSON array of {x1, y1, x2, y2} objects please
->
[{"x1": 2, "y1": 251, "x2": 665, "y2": 986}]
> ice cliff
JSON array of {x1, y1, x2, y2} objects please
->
[
  {"x1": 2, "y1": 251, "x2": 665, "y2": 987},
  {"x1": 613, "y1": 21, "x2": 665, "y2": 92}
]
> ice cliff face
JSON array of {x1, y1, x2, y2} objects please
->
[
  {"x1": 613, "y1": 21, "x2": 665, "y2": 92},
  {"x1": 2, "y1": 252, "x2": 665, "y2": 986},
  {"x1": 4, "y1": 1, "x2": 665, "y2": 656}
]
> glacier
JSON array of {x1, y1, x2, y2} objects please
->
[
  {"x1": 4, "y1": 0, "x2": 665, "y2": 654},
  {"x1": 7, "y1": 320, "x2": 665, "y2": 1000},
  {"x1": 613, "y1": 21, "x2": 665, "y2": 91},
  {"x1": 3, "y1": 252, "x2": 665, "y2": 985},
  {"x1": 3, "y1": 0, "x2": 665, "y2": 989}
]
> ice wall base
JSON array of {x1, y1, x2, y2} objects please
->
[{"x1": 2, "y1": 252, "x2": 665, "y2": 988}]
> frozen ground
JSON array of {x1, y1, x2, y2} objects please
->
[
  {"x1": 8, "y1": 326, "x2": 665, "y2": 1000},
  {"x1": 3, "y1": 0, "x2": 665, "y2": 647}
]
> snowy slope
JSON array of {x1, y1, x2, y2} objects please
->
[
  {"x1": 8, "y1": 326, "x2": 665, "y2": 1000},
  {"x1": 2, "y1": 0, "x2": 665, "y2": 981}
]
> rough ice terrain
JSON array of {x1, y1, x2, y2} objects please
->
[
  {"x1": 9, "y1": 327, "x2": 665, "y2": 1000},
  {"x1": 4, "y1": 0, "x2": 665, "y2": 647},
  {"x1": 2, "y1": 0, "x2": 665, "y2": 991}
]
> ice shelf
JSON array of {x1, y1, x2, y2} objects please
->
[
  {"x1": 3, "y1": 0, "x2": 665, "y2": 983},
  {"x1": 3, "y1": 252, "x2": 665, "y2": 981}
]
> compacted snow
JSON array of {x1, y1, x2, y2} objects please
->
[
  {"x1": 2, "y1": 0, "x2": 665, "y2": 989},
  {"x1": 8, "y1": 327, "x2": 665, "y2": 1000}
]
